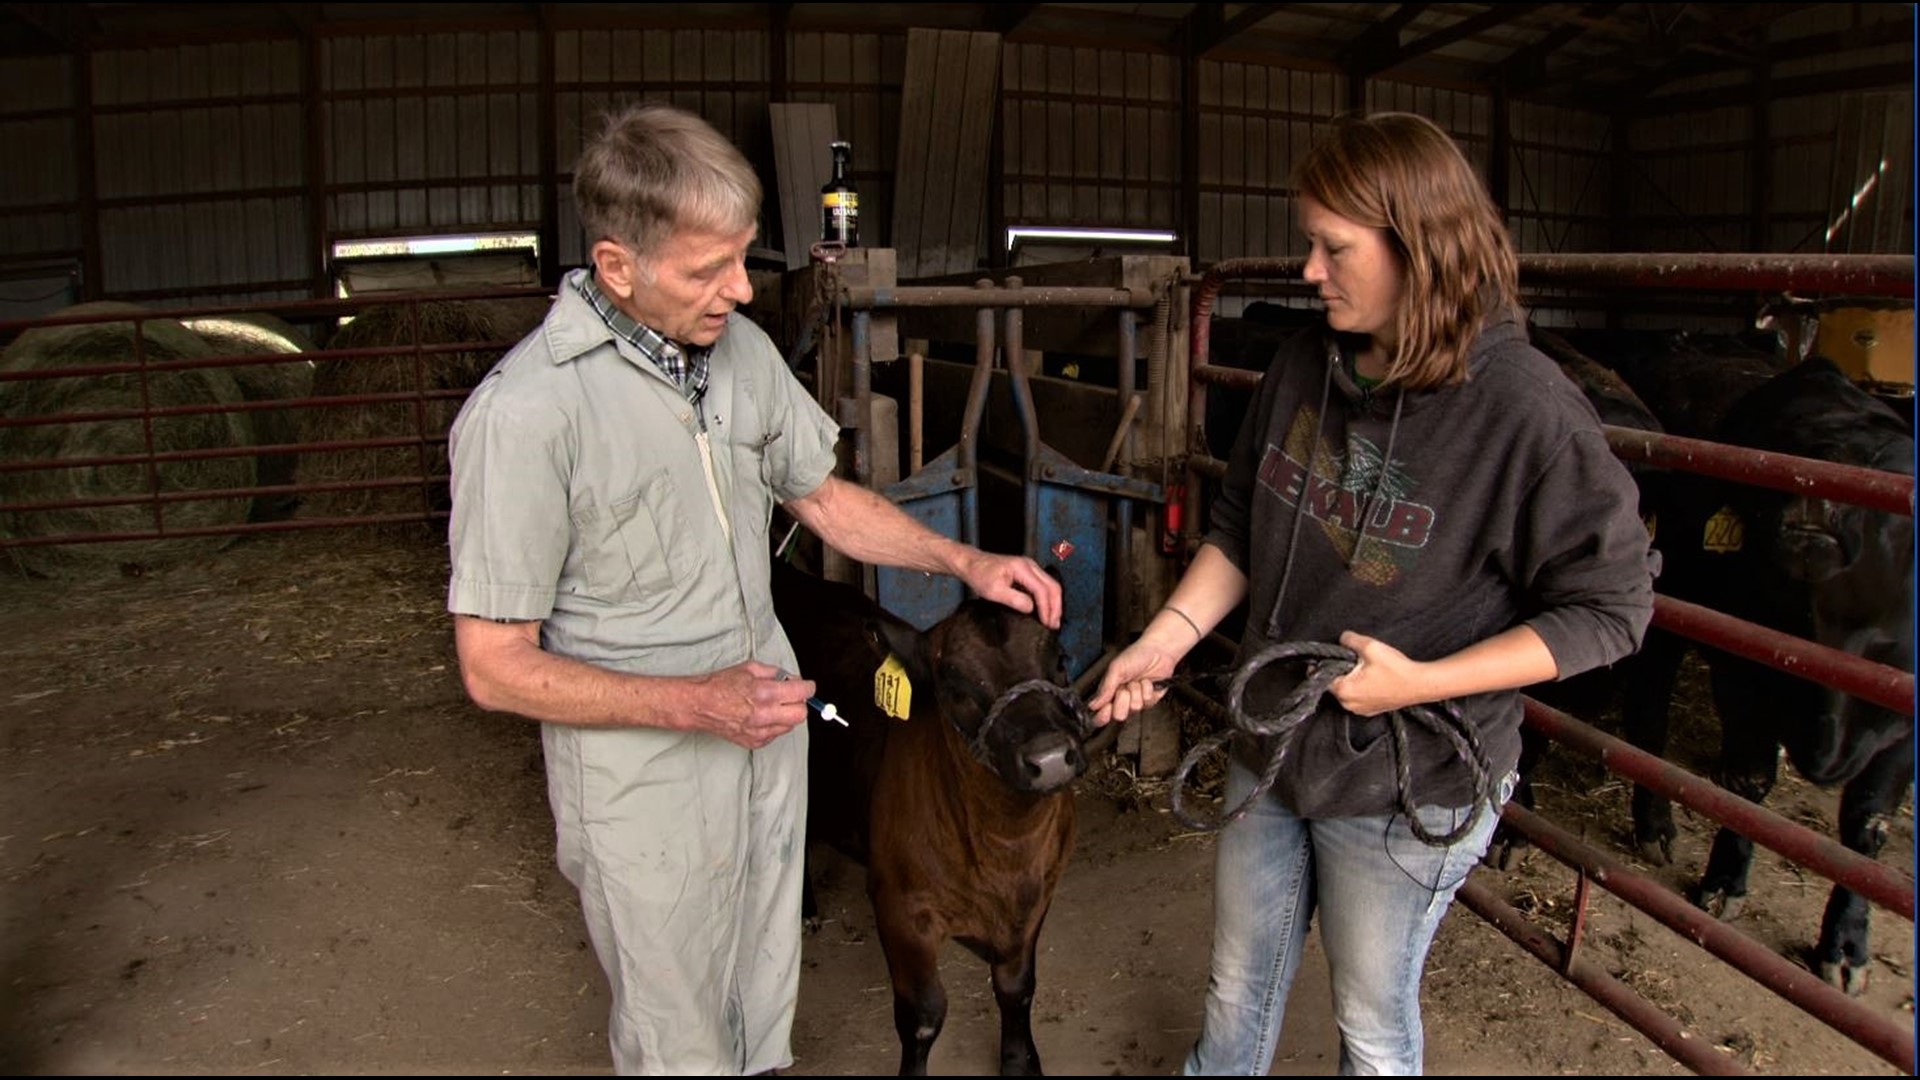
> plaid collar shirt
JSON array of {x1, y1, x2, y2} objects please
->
[{"x1": 577, "y1": 271, "x2": 712, "y2": 416}]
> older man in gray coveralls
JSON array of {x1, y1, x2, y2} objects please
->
[{"x1": 445, "y1": 101, "x2": 1060, "y2": 1076}]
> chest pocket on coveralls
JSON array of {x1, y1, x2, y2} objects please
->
[
  {"x1": 573, "y1": 470, "x2": 680, "y2": 604},
  {"x1": 729, "y1": 391, "x2": 777, "y2": 538}
]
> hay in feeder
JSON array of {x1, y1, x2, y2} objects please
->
[
  {"x1": 0, "y1": 302, "x2": 255, "y2": 576},
  {"x1": 296, "y1": 296, "x2": 551, "y2": 525},
  {"x1": 182, "y1": 312, "x2": 318, "y2": 522}
]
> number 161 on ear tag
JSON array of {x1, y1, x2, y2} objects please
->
[{"x1": 873, "y1": 655, "x2": 912, "y2": 720}]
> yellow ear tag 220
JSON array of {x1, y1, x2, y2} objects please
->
[
  {"x1": 874, "y1": 655, "x2": 913, "y2": 720},
  {"x1": 1702, "y1": 506, "x2": 1744, "y2": 554}
]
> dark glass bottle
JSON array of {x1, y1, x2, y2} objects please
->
[{"x1": 820, "y1": 140, "x2": 859, "y2": 246}]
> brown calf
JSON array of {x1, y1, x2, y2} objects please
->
[{"x1": 772, "y1": 562, "x2": 1089, "y2": 1076}]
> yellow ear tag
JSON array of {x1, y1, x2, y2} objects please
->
[
  {"x1": 874, "y1": 654, "x2": 913, "y2": 720},
  {"x1": 1703, "y1": 506, "x2": 1744, "y2": 553}
]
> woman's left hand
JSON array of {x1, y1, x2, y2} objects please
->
[{"x1": 1327, "y1": 630, "x2": 1431, "y2": 717}]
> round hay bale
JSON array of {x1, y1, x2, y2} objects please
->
[
  {"x1": 297, "y1": 296, "x2": 550, "y2": 525},
  {"x1": 183, "y1": 312, "x2": 318, "y2": 522},
  {"x1": 0, "y1": 302, "x2": 255, "y2": 576}
]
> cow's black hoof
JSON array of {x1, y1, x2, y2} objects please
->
[
  {"x1": 803, "y1": 914, "x2": 823, "y2": 935},
  {"x1": 997, "y1": 1037, "x2": 1043, "y2": 1076},
  {"x1": 1482, "y1": 836, "x2": 1525, "y2": 871},
  {"x1": 1817, "y1": 955, "x2": 1871, "y2": 996},
  {"x1": 1631, "y1": 814, "x2": 1676, "y2": 866},
  {"x1": 1696, "y1": 885, "x2": 1746, "y2": 922}
]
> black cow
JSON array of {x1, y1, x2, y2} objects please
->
[
  {"x1": 1483, "y1": 326, "x2": 1682, "y2": 869},
  {"x1": 772, "y1": 561, "x2": 1089, "y2": 1075},
  {"x1": 1200, "y1": 301, "x2": 1322, "y2": 460},
  {"x1": 1608, "y1": 353, "x2": 1914, "y2": 994}
]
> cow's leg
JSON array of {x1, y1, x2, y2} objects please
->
[
  {"x1": 1621, "y1": 630, "x2": 1688, "y2": 864},
  {"x1": 989, "y1": 926, "x2": 1046, "y2": 1075},
  {"x1": 1815, "y1": 733, "x2": 1915, "y2": 995},
  {"x1": 874, "y1": 897, "x2": 946, "y2": 1076},
  {"x1": 800, "y1": 849, "x2": 821, "y2": 934},
  {"x1": 1697, "y1": 659, "x2": 1780, "y2": 920},
  {"x1": 1484, "y1": 725, "x2": 1546, "y2": 870}
]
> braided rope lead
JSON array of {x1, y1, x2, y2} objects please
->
[
  {"x1": 1168, "y1": 642, "x2": 1496, "y2": 846},
  {"x1": 968, "y1": 679, "x2": 1095, "y2": 768}
]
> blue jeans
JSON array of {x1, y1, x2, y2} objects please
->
[{"x1": 1185, "y1": 759, "x2": 1512, "y2": 1076}]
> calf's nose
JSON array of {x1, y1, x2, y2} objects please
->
[{"x1": 1019, "y1": 731, "x2": 1087, "y2": 792}]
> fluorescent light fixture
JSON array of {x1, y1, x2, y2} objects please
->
[
  {"x1": 332, "y1": 232, "x2": 541, "y2": 260},
  {"x1": 1823, "y1": 159, "x2": 1886, "y2": 246},
  {"x1": 1006, "y1": 226, "x2": 1177, "y2": 251}
]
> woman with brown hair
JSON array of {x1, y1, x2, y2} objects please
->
[{"x1": 1091, "y1": 112, "x2": 1655, "y2": 1074}]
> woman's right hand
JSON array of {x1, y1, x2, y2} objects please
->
[
  {"x1": 1091, "y1": 548, "x2": 1246, "y2": 726},
  {"x1": 1089, "y1": 640, "x2": 1181, "y2": 727}
]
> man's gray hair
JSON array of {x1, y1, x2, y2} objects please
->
[{"x1": 573, "y1": 101, "x2": 761, "y2": 260}]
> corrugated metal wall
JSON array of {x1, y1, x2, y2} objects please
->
[
  {"x1": 0, "y1": 56, "x2": 78, "y2": 269},
  {"x1": 325, "y1": 32, "x2": 542, "y2": 246},
  {"x1": 553, "y1": 28, "x2": 776, "y2": 268},
  {"x1": 91, "y1": 41, "x2": 308, "y2": 304},
  {"x1": 1507, "y1": 102, "x2": 1611, "y2": 256},
  {"x1": 1000, "y1": 44, "x2": 1182, "y2": 239},
  {"x1": 1199, "y1": 61, "x2": 1341, "y2": 264},
  {"x1": 0, "y1": 19, "x2": 1907, "y2": 312},
  {"x1": 1623, "y1": 4, "x2": 1914, "y2": 259},
  {"x1": 785, "y1": 31, "x2": 901, "y2": 254},
  {"x1": 1630, "y1": 104, "x2": 1754, "y2": 254}
]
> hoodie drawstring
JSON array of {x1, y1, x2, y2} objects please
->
[
  {"x1": 1262, "y1": 350, "x2": 1336, "y2": 640},
  {"x1": 1351, "y1": 389, "x2": 1406, "y2": 571}
]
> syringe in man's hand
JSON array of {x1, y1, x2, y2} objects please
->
[{"x1": 777, "y1": 670, "x2": 846, "y2": 726}]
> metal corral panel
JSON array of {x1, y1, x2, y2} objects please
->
[
  {"x1": 874, "y1": 485, "x2": 967, "y2": 632},
  {"x1": 1033, "y1": 458, "x2": 1110, "y2": 683}
]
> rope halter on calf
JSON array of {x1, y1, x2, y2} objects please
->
[{"x1": 961, "y1": 679, "x2": 1096, "y2": 770}]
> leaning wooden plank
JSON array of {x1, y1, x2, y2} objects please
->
[
  {"x1": 916, "y1": 30, "x2": 975, "y2": 279},
  {"x1": 890, "y1": 28, "x2": 942, "y2": 279},
  {"x1": 937, "y1": 32, "x2": 1002, "y2": 279},
  {"x1": 770, "y1": 102, "x2": 838, "y2": 270}
]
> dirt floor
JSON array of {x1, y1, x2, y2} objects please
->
[{"x1": 1, "y1": 529, "x2": 1912, "y2": 1076}]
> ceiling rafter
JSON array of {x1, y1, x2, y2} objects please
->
[
  {"x1": 1624, "y1": 7, "x2": 1909, "y2": 90},
  {"x1": 1497, "y1": 2, "x2": 1624, "y2": 94},
  {"x1": 2, "y1": 2, "x2": 94, "y2": 50},
  {"x1": 1622, "y1": 58, "x2": 1911, "y2": 114},
  {"x1": 0, "y1": 1, "x2": 1903, "y2": 113},
  {"x1": 1176, "y1": 4, "x2": 1289, "y2": 58},
  {"x1": 1349, "y1": 3, "x2": 1548, "y2": 79},
  {"x1": 993, "y1": 3, "x2": 1041, "y2": 38},
  {"x1": 1521, "y1": 2, "x2": 1831, "y2": 103},
  {"x1": 1615, "y1": 2, "x2": 1825, "y2": 100},
  {"x1": 1339, "y1": 3, "x2": 1430, "y2": 70}
]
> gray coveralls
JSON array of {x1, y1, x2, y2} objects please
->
[{"x1": 447, "y1": 269, "x2": 839, "y2": 1074}]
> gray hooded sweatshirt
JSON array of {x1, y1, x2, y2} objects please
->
[{"x1": 1204, "y1": 312, "x2": 1655, "y2": 818}]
